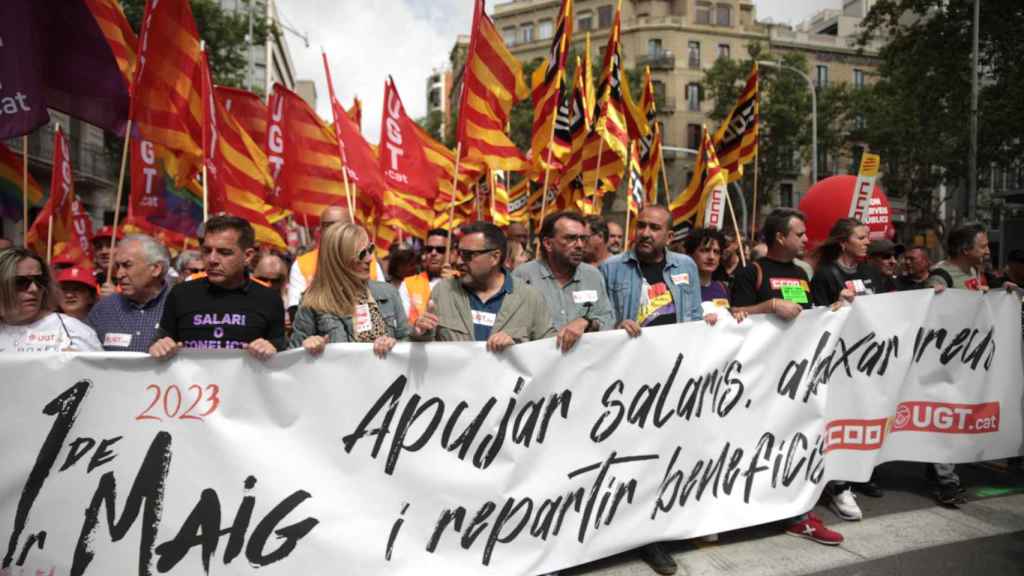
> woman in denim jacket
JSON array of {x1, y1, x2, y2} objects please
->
[{"x1": 290, "y1": 223, "x2": 410, "y2": 357}]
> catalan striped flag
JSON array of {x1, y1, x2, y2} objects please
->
[
  {"x1": 712, "y1": 63, "x2": 758, "y2": 183},
  {"x1": 26, "y1": 127, "x2": 94, "y2": 264},
  {"x1": 0, "y1": 142, "x2": 43, "y2": 221},
  {"x1": 591, "y1": 0, "x2": 631, "y2": 167},
  {"x1": 456, "y1": 0, "x2": 529, "y2": 171},
  {"x1": 200, "y1": 55, "x2": 285, "y2": 249},
  {"x1": 489, "y1": 170, "x2": 510, "y2": 226},
  {"x1": 528, "y1": 0, "x2": 573, "y2": 174},
  {"x1": 216, "y1": 86, "x2": 268, "y2": 149},
  {"x1": 506, "y1": 177, "x2": 530, "y2": 223},
  {"x1": 83, "y1": 0, "x2": 137, "y2": 88},
  {"x1": 132, "y1": 0, "x2": 204, "y2": 185},
  {"x1": 557, "y1": 52, "x2": 595, "y2": 197},
  {"x1": 670, "y1": 126, "x2": 728, "y2": 231},
  {"x1": 627, "y1": 143, "x2": 646, "y2": 217},
  {"x1": 410, "y1": 121, "x2": 481, "y2": 223},
  {"x1": 383, "y1": 189, "x2": 434, "y2": 240},
  {"x1": 637, "y1": 67, "x2": 662, "y2": 203}
]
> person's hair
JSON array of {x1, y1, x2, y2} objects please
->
[
  {"x1": 682, "y1": 227, "x2": 726, "y2": 256},
  {"x1": 0, "y1": 248, "x2": 55, "y2": 321},
  {"x1": 252, "y1": 250, "x2": 291, "y2": 271},
  {"x1": 121, "y1": 234, "x2": 170, "y2": 274},
  {"x1": 814, "y1": 217, "x2": 865, "y2": 266},
  {"x1": 175, "y1": 249, "x2": 203, "y2": 274},
  {"x1": 761, "y1": 208, "x2": 805, "y2": 246},
  {"x1": 203, "y1": 214, "x2": 255, "y2": 250},
  {"x1": 505, "y1": 240, "x2": 532, "y2": 269},
  {"x1": 426, "y1": 228, "x2": 449, "y2": 240},
  {"x1": 585, "y1": 215, "x2": 609, "y2": 243},
  {"x1": 540, "y1": 211, "x2": 587, "y2": 241},
  {"x1": 387, "y1": 246, "x2": 419, "y2": 279},
  {"x1": 460, "y1": 222, "x2": 508, "y2": 264},
  {"x1": 301, "y1": 223, "x2": 371, "y2": 317},
  {"x1": 1007, "y1": 248, "x2": 1024, "y2": 264},
  {"x1": 945, "y1": 223, "x2": 986, "y2": 259}
]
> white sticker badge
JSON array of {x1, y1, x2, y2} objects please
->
[
  {"x1": 671, "y1": 273, "x2": 690, "y2": 286},
  {"x1": 471, "y1": 310, "x2": 497, "y2": 327},
  {"x1": 354, "y1": 303, "x2": 372, "y2": 334},
  {"x1": 103, "y1": 333, "x2": 133, "y2": 348},
  {"x1": 572, "y1": 290, "x2": 598, "y2": 304}
]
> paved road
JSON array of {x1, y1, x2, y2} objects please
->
[{"x1": 566, "y1": 461, "x2": 1024, "y2": 576}]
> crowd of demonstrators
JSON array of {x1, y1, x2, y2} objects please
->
[
  {"x1": 399, "y1": 228, "x2": 448, "y2": 322},
  {"x1": 583, "y1": 215, "x2": 612, "y2": 265},
  {"x1": 291, "y1": 222, "x2": 408, "y2": 357},
  {"x1": 606, "y1": 220, "x2": 624, "y2": 254},
  {"x1": 0, "y1": 247, "x2": 101, "y2": 352},
  {"x1": 515, "y1": 212, "x2": 614, "y2": 352},
  {"x1": 149, "y1": 215, "x2": 285, "y2": 361}
]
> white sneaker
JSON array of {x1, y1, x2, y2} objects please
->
[{"x1": 829, "y1": 487, "x2": 863, "y2": 521}]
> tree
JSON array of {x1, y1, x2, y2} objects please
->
[{"x1": 416, "y1": 110, "x2": 444, "y2": 142}]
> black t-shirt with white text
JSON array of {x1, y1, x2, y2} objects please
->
[
  {"x1": 730, "y1": 257, "x2": 812, "y2": 310},
  {"x1": 810, "y1": 261, "x2": 887, "y2": 307},
  {"x1": 156, "y1": 277, "x2": 286, "y2": 351}
]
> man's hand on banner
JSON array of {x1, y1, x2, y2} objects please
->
[
  {"x1": 303, "y1": 335, "x2": 328, "y2": 355},
  {"x1": 556, "y1": 318, "x2": 588, "y2": 353},
  {"x1": 373, "y1": 336, "x2": 397, "y2": 358},
  {"x1": 772, "y1": 298, "x2": 803, "y2": 321},
  {"x1": 486, "y1": 331, "x2": 514, "y2": 352},
  {"x1": 413, "y1": 300, "x2": 440, "y2": 337},
  {"x1": 704, "y1": 313, "x2": 719, "y2": 326},
  {"x1": 618, "y1": 319, "x2": 642, "y2": 337},
  {"x1": 730, "y1": 308, "x2": 749, "y2": 323},
  {"x1": 244, "y1": 338, "x2": 277, "y2": 361},
  {"x1": 149, "y1": 337, "x2": 182, "y2": 359}
]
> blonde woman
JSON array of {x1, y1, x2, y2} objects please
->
[{"x1": 290, "y1": 223, "x2": 409, "y2": 358}]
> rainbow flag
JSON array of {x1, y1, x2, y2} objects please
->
[{"x1": 0, "y1": 142, "x2": 44, "y2": 221}]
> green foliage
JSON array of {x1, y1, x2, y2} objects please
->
[{"x1": 416, "y1": 110, "x2": 444, "y2": 142}]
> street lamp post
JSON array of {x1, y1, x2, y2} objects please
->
[{"x1": 759, "y1": 60, "x2": 818, "y2": 185}]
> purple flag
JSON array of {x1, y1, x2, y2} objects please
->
[{"x1": 0, "y1": 0, "x2": 131, "y2": 139}]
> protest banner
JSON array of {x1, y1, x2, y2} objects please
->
[{"x1": 0, "y1": 290, "x2": 1021, "y2": 576}]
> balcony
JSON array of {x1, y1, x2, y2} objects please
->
[
  {"x1": 656, "y1": 96, "x2": 676, "y2": 112},
  {"x1": 637, "y1": 50, "x2": 675, "y2": 71}
]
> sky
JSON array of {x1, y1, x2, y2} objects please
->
[{"x1": 276, "y1": 0, "x2": 842, "y2": 144}]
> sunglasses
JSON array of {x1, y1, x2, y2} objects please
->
[
  {"x1": 357, "y1": 243, "x2": 376, "y2": 261},
  {"x1": 458, "y1": 247, "x2": 497, "y2": 261},
  {"x1": 423, "y1": 246, "x2": 446, "y2": 255},
  {"x1": 15, "y1": 275, "x2": 45, "y2": 291}
]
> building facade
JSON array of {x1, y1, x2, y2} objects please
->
[{"x1": 218, "y1": 0, "x2": 298, "y2": 96}]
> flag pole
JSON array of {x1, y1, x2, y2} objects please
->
[
  {"x1": 624, "y1": 143, "x2": 634, "y2": 253},
  {"x1": 724, "y1": 182, "x2": 747, "y2": 268},
  {"x1": 659, "y1": 147, "x2": 670, "y2": 206},
  {"x1": 46, "y1": 215, "x2": 54, "y2": 263},
  {"x1": 489, "y1": 170, "x2": 497, "y2": 222},
  {"x1": 202, "y1": 163, "x2": 209, "y2": 221},
  {"x1": 106, "y1": 119, "x2": 132, "y2": 283},
  {"x1": 444, "y1": 142, "x2": 462, "y2": 265},
  {"x1": 21, "y1": 136, "x2": 29, "y2": 244},
  {"x1": 751, "y1": 146, "x2": 760, "y2": 239}
]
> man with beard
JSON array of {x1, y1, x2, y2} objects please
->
[
  {"x1": 606, "y1": 220, "x2": 624, "y2": 254},
  {"x1": 400, "y1": 228, "x2": 449, "y2": 323},
  {"x1": 514, "y1": 212, "x2": 614, "y2": 352},
  {"x1": 412, "y1": 222, "x2": 553, "y2": 351}
]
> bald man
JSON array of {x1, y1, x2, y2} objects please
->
[
  {"x1": 287, "y1": 205, "x2": 383, "y2": 307},
  {"x1": 0, "y1": 238, "x2": 13, "y2": 251}
]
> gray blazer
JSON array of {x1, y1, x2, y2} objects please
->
[{"x1": 289, "y1": 281, "x2": 410, "y2": 347}]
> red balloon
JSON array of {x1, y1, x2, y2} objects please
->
[{"x1": 798, "y1": 175, "x2": 895, "y2": 249}]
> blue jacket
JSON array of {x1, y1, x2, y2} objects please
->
[{"x1": 599, "y1": 249, "x2": 703, "y2": 326}]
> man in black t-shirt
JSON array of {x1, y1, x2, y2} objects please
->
[
  {"x1": 150, "y1": 215, "x2": 285, "y2": 361},
  {"x1": 730, "y1": 208, "x2": 850, "y2": 547}
]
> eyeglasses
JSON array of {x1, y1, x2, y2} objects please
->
[
  {"x1": 559, "y1": 234, "x2": 591, "y2": 244},
  {"x1": 458, "y1": 247, "x2": 497, "y2": 261},
  {"x1": 15, "y1": 275, "x2": 45, "y2": 291},
  {"x1": 423, "y1": 245, "x2": 446, "y2": 255},
  {"x1": 357, "y1": 243, "x2": 376, "y2": 261}
]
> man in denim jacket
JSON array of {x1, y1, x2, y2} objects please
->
[{"x1": 599, "y1": 205, "x2": 703, "y2": 335}]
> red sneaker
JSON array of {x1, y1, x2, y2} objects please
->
[{"x1": 785, "y1": 513, "x2": 844, "y2": 546}]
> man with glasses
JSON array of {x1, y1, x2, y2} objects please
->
[
  {"x1": 399, "y1": 228, "x2": 448, "y2": 323},
  {"x1": 515, "y1": 212, "x2": 614, "y2": 352},
  {"x1": 412, "y1": 222, "x2": 554, "y2": 351},
  {"x1": 88, "y1": 234, "x2": 172, "y2": 352},
  {"x1": 287, "y1": 205, "x2": 384, "y2": 309},
  {"x1": 149, "y1": 215, "x2": 285, "y2": 361}
]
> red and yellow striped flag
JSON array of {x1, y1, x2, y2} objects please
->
[
  {"x1": 591, "y1": 0, "x2": 631, "y2": 166},
  {"x1": 132, "y1": 0, "x2": 204, "y2": 185},
  {"x1": 489, "y1": 169, "x2": 510, "y2": 226},
  {"x1": 216, "y1": 86, "x2": 268, "y2": 149},
  {"x1": 528, "y1": 0, "x2": 573, "y2": 173},
  {"x1": 456, "y1": 0, "x2": 529, "y2": 171},
  {"x1": 670, "y1": 126, "x2": 728, "y2": 231},
  {"x1": 637, "y1": 67, "x2": 662, "y2": 203},
  {"x1": 383, "y1": 189, "x2": 434, "y2": 240},
  {"x1": 712, "y1": 63, "x2": 759, "y2": 183},
  {"x1": 83, "y1": 0, "x2": 137, "y2": 88},
  {"x1": 506, "y1": 177, "x2": 530, "y2": 223}
]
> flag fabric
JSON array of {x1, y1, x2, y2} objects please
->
[
  {"x1": 456, "y1": 0, "x2": 529, "y2": 171},
  {"x1": 0, "y1": 142, "x2": 44, "y2": 222},
  {"x1": 83, "y1": 0, "x2": 138, "y2": 88},
  {"x1": 627, "y1": 144, "x2": 645, "y2": 217},
  {"x1": 506, "y1": 177, "x2": 530, "y2": 223},
  {"x1": 132, "y1": 0, "x2": 204, "y2": 184},
  {"x1": 126, "y1": 135, "x2": 203, "y2": 244},
  {"x1": 712, "y1": 63, "x2": 758, "y2": 183},
  {"x1": 528, "y1": 0, "x2": 573, "y2": 173},
  {"x1": 557, "y1": 53, "x2": 594, "y2": 197},
  {"x1": 26, "y1": 127, "x2": 94, "y2": 263},
  {"x1": 380, "y1": 77, "x2": 441, "y2": 200},
  {"x1": 382, "y1": 189, "x2": 434, "y2": 240},
  {"x1": 670, "y1": 126, "x2": 728, "y2": 231},
  {"x1": 637, "y1": 67, "x2": 662, "y2": 203},
  {"x1": 348, "y1": 97, "x2": 363, "y2": 130},
  {"x1": 0, "y1": 0, "x2": 132, "y2": 139},
  {"x1": 215, "y1": 86, "x2": 268, "y2": 149},
  {"x1": 591, "y1": 0, "x2": 631, "y2": 166},
  {"x1": 200, "y1": 55, "x2": 285, "y2": 249},
  {"x1": 489, "y1": 170, "x2": 510, "y2": 226}
]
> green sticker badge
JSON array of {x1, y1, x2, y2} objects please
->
[{"x1": 781, "y1": 284, "x2": 809, "y2": 304}]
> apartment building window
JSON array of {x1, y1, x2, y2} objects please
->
[
  {"x1": 648, "y1": 38, "x2": 663, "y2": 57},
  {"x1": 686, "y1": 83, "x2": 702, "y2": 111},
  {"x1": 816, "y1": 65, "x2": 829, "y2": 87},
  {"x1": 538, "y1": 19, "x2": 553, "y2": 40},
  {"x1": 853, "y1": 68, "x2": 865, "y2": 89},
  {"x1": 652, "y1": 80, "x2": 667, "y2": 106},
  {"x1": 854, "y1": 113, "x2": 866, "y2": 130},
  {"x1": 687, "y1": 124, "x2": 702, "y2": 150},
  {"x1": 715, "y1": 4, "x2": 731, "y2": 27},
  {"x1": 577, "y1": 10, "x2": 593, "y2": 31},
  {"x1": 780, "y1": 183, "x2": 794, "y2": 208},
  {"x1": 519, "y1": 23, "x2": 534, "y2": 44},
  {"x1": 696, "y1": 2, "x2": 712, "y2": 25},
  {"x1": 688, "y1": 41, "x2": 701, "y2": 69},
  {"x1": 502, "y1": 27, "x2": 517, "y2": 46},
  {"x1": 598, "y1": 5, "x2": 614, "y2": 28},
  {"x1": 716, "y1": 43, "x2": 731, "y2": 60}
]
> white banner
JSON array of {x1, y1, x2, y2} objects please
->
[{"x1": 0, "y1": 291, "x2": 1021, "y2": 576}]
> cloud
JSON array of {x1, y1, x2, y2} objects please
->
[{"x1": 276, "y1": 0, "x2": 472, "y2": 144}]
